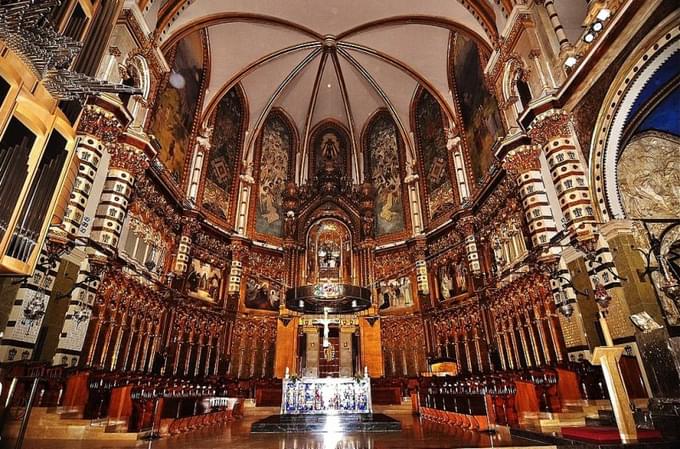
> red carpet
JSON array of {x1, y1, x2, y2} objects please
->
[{"x1": 561, "y1": 426, "x2": 663, "y2": 443}]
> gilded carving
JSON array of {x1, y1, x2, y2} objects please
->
[{"x1": 618, "y1": 131, "x2": 680, "y2": 219}]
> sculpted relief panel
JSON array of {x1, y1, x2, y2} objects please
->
[{"x1": 618, "y1": 131, "x2": 680, "y2": 219}]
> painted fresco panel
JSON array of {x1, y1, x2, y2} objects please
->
[
  {"x1": 452, "y1": 33, "x2": 504, "y2": 185},
  {"x1": 149, "y1": 31, "x2": 204, "y2": 184},
  {"x1": 202, "y1": 88, "x2": 244, "y2": 221},
  {"x1": 255, "y1": 116, "x2": 291, "y2": 237},
  {"x1": 377, "y1": 276, "x2": 413, "y2": 311},
  {"x1": 367, "y1": 116, "x2": 405, "y2": 236},
  {"x1": 436, "y1": 260, "x2": 468, "y2": 301},
  {"x1": 415, "y1": 90, "x2": 453, "y2": 218},
  {"x1": 244, "y1": 276, "x2": 281, "y2": 311},
  {"x1": 186, "y1": 259, "x2": 223, "y2": 303}
]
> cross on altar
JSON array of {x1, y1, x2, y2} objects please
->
[{"x1": 319, "y1": 309, "x2": 332, "y2": 348}]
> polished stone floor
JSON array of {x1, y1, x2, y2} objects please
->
[{"x1": 3, "y1": 414, "x2": 551, "y2": 449}]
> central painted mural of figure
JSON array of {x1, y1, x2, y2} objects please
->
[
  {"x1": 366, "y1": 114, "x2": 405, "y2": 236},
  {"x1": 255, "y1": 114, "x2": 293, "y2": 237},
  {"x1": 149, "y1": 30, "x2": 205, "y2": 184}
]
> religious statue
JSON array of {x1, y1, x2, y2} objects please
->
[
  {"x1": 195, "y1": 124, "x2": 213, "y2": 152},
  {"x1": 440, "y1": 268, "x2": 453, "y2": 300},
  {"x1": 240, "y1": 160, "x2": 255, "y2": 184},
  {"x1": 404, "y1": 158, "x2": 419, "y2": 184},
  {"x1": 321, "y1": 132, "x2": 340, "y2": 161}
]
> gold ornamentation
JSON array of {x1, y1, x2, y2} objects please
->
[
  {"x1": 528, "y1": 110, "x2": 571, "y2": 146},
  {"x1": 503, "y1": 145, "x2": 542, "y2": 176}
]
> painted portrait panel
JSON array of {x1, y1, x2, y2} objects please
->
[
  {"x1": 378, "y1": 276, "x2": 414, "y2": 312},
  {"x1": 452, "y1": 33, "x2": 504, "y2": 185},
  {"x1": 186, "y1": 259, "x2": 223, "y2": 303},
  {"x1": 415, "y1": 90, "x2": 454, "y2": 219},
  {"x1": 367, "y1": 115, "x2": 405, "y2": 236},
  {"x1": 202, "y1": 87, "x2": 245, "y2": 221},
  {"x1": 149, "y1": 31, "x2": 204, "y2": 184},
  {"x1": 437, "y1": 260, "x2": 468, "y2": 301},
  {"x1": 244, "y1": 276, "x2": 281, "y2": 312},
  {"x1": 255, "y1": 115, "x2": 292, "y2": 237}
]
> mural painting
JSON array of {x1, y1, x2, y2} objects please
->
[
  {"x1": 452, "y1": 32, "x2": 504, "y2": 185},
  {"x1": 378, "y1": 276, "x2": 414, "y2": 311},
  {"x1": 255, "y1": 114, "x2": 292, "y2": 237},
  {"x1": 202, "y1": 87, "x2": 245, "y2": 221},
  {"x1": 436, "y1": 260, "x2": 468, "y2": 301},
  {"x1": 244, "y1": 276, "x2": 281, "y2": 311},
  {"x1": 415, "y1": 90, "x2": 454, "y2": 219},
  {"x1": 186, "y1": 259, "x2": 223, "y2": 302},
  {"x1": 149, "y1": 31, "x2": 205, "y2": 184},
  {"x1": 366, "y1": 114, "x2": 405, "y2": 236}
]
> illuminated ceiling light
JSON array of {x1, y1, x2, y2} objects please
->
[
  {"x1": 592, "y1": 21, "x2": 603, "y2": 32},
  {"x1": 169, "y1": 70, "x2": 186, "y2": 89},
  {"x1": 565, "y1": 56, "x2": 578, "y2": 68},
  {"x1": 327, "y1": 83, "x2": 332, "y2": 88},
  {"x1": 583, "y1": 33, "x2": 595, "y2": 43},
  {"x1": 596, "y1": 8, "x2": 611, "y2": 21}
]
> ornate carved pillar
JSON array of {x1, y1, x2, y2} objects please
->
[
  {"x1": 457, "y1": 216, "x2": 481, "y2": 276},
  {"x1": 90, "y1": 144, "x2": 148, "y2": 250},
  {"x1": 528, "y1": 110, "x2": 595, "y2": 239},
  {"x1": 503, "y1": 145, "x2": 559, "y2": 249}
]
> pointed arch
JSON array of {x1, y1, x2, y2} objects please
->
[
  {"x1": 249, "y1": 108, "x2": 298, "y2": 242},
  {"x1": 410, "y1": 86, "x2": 457, "y2": 224},
  {"x1": 362, "y1": 109, "x2": 410, "y2": 238},
  {"x1": 200, "y1": 83, "x2": 248, "y2": 226}
]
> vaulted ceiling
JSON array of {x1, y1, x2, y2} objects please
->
[{"x1": 143, "y1": 0, "x2": 510, "y2": 176}]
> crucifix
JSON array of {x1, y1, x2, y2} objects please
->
[{"x1": 319, "y1": 308, "x2": 332, "y2": 348}]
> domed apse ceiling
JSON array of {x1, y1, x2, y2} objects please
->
[{"x1": 147, "y1": 0, "x2": 510, "y2": 181}]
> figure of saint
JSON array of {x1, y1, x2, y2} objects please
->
[
  {"x1": 440, "y1": 269, "x2": 453, "y2": 300},
  {"x1": 321, "y1": 133, "x2": 340, "y2": 161}
]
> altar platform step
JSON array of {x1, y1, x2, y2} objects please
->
[{"x1": 251, "y1": 413, "x2": 402, "y2": 433}]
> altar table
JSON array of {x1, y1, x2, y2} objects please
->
[{"x1": 281, "y1": 377, "x2": 372, "y2": 414}]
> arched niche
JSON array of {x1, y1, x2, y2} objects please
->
[
  {"x1": 250, "y1": 109, "x2": 298, "y2": 241},
  {"x1": 362, "y1": 110, "x2": 410, "y2": 238},
  {"x1": 305, "y1": 218, "x2": 353, "y2": 285},
  {"x1": 449, "y1": 31, "x2": 504, "y2": 187},
  {"x1": 591, "y1": 24, "x2": 680, "y2": 220},
  {"x1": 308, "y1": 120, "x2": 352, "y2": 180},
  {"x1": 411, "y1": 86, "x2": 456, "y2": 223},
  {"x1": 147, "y1": 29, "x2": 207, "y2": 185},
  {"x1": 201, "y1": 84, "x2": 247, "y2": 225}
]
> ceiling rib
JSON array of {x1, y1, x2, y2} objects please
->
[
  {"x1": 336, "y1": 46, "x2": 414, "y2": 160},
  {"x1": 244, "y1": 48, "x2": 323, "y2": 162},
  {"x1": 338, "y1": 41, "x2": 455, "y2": 125},
  {"x1": 330, "y1": 50, "x2": 361, "y2": 182},
  {"x1": 299, "y1": 50, "x2": 329, "y2": 183},
  {"x1": 201, "y1": 41, "x2": 321, "y2": 120}
]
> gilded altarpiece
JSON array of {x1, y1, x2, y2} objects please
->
[{"x1": 202, "y1": 86, "x2": 246, "y2": 223}]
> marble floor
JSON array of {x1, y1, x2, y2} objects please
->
[{"x1": 2, "y1": 414, "x2": 551, "y2": 449}]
